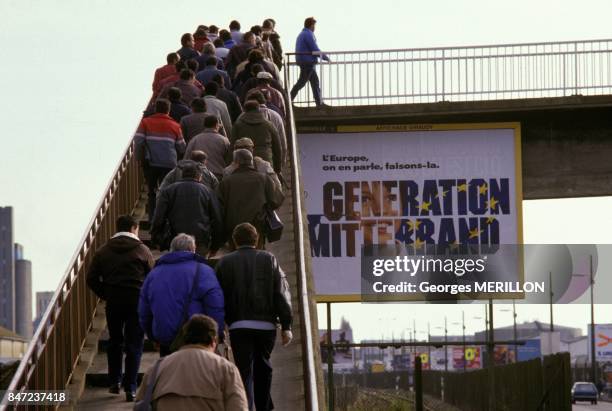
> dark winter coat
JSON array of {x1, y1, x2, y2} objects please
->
[
  {"x1": 231, "y1": 111, "x2": 282, "y2": 172},
  {"x1": 86, "y1": 234, "x2": 155, "y2": 304},
  {"x1": 216, "y1": 247, "x2": 291, "y2": 330}
]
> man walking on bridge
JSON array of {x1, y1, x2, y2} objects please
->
[
  {"x1": 86, "y1": 215, "x2": 155, "y2": 402},
  {"x1": 139, "y1": 234, "x2": 225, "y2": 357},
  {"x1": 290, "y1": 17, "x2": 329, "y2": 107},
  {"x1": 134, "y1": 99, "x2": 185, "y2": 220},
  {"x1": 215, "y1": 223, "x2": 293, "y2": 411}
]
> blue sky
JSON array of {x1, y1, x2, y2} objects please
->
[{"x1": 1, "y1": 0, "x2": 611, "y2": 340}]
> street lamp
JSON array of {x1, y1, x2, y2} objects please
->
[
  {"x1": 435, "y1": 317, "x2": 448, "y2": 371},
  {"x1": 573, "y1": 255, "x2": 597, "y2": 384},
  {"x1": 427, "y1": 322, "x2": 431, "y2": 369},
  {"x1": 549, "y1": 271, "x2": 554, "y2": 332},
  {"x1": 452, "y1": 311, "x2": 467, "y2": 371},
  {"x1": 500, "y1": 301, "x2": 518, "y2": 363}
]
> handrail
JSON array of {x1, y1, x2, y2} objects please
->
[
  {"x1": 284, "y1": 66, "x2": 321, "y2": 411},
  {"x1": 286, "y1": 38, "x2": 612, "y2": 107},
  {"x1": 286, "y1": 37, "x2": 612, "y2": 56},
  {"x1": 1, "y1": 136, "x2": 142, "y2": 410}
]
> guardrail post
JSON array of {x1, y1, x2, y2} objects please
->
[
  {"x1": 327, "y1": 302, "x2": 334, "y2": 411},
  {"x1": 415, "y1": 355, "x2": 423, "y2": 411},
  {"x1": 574, "y1": 42, "x2": 579, "y2": 94},
  {"x1": 441, "y1": 49, "x2": 446, "y2": 101}
]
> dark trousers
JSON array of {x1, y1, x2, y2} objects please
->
[
  {"x1": 159, "y1": 344, "x2": 172, "y2": 357},
  {"x1": 230, "y1": 328, "x2": 277, "y2": 411},
  {"x1": 105, "y1": 300, "x2": 144, "y2": 393},
  {"x1": 290, "y1": 64, "x2": 322, "y2": 106},
  {"x1": 143, "y1": 164, "x2": 172, "y2": 219}
]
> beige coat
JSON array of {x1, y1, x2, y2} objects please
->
[{"x1": 136, "y1": 345, "x2": 248, "y2": 411}]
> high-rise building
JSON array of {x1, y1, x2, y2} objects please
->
[
  {"x1": 35, "y1": 292, "x2": 54, "y2": 321},
  {"x1": 0, "y1": 207, "x2": 15, "y2": 332},
  {"x1": 15, "y1": 244, "x2": 32, "y2": 339},
  {"x1": 0, "y1": 207, "x2": 34, "y2": 339}
]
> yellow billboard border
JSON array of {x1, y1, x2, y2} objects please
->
[{"x1": 306, "y1": 122, "x2": 524, "y2": 303}]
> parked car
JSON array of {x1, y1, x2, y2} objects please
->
[{"x1": 571, "y1": 382, "x2": 598, "y2": 405}]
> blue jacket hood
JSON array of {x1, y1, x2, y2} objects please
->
[{"x1": 156, "y1": 251, "x2": 207, "y2": 266}]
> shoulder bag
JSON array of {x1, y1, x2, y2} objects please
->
[{"x1": 169, "y1": 263, "x2": 201, "y2": 352}]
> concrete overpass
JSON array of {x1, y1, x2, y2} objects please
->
[{"x1": 294, "y1": 95, "x2": 612, "y2": 199}]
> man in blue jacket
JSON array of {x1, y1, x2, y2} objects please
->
[
  {"x1": 290, "y1": 17, "x2": 329, "y2": 107},
  {"x1": 138, "y1": 233, "x2": 225, "y2": 357}
]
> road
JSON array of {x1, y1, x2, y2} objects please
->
[{"x1": 573, "y1": 401, "x2": 612, "y2": 410}]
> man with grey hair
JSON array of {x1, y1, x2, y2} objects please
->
[
  {"x1": 184, "y1": 115, "x2": 231, "y2": 181},
  {"x1": 224, "y1": 138, "x2": 281, "y2": 191},
  {"x1": 151, "y1": 163, "x2": 224, "y2": 255},
  {"x1": 160, "y1": 150, "x2": 218, "y2": 191},
  {"x1": 139, "y1": 233, "x2": 225, "y2": 357},
  {"x1": 218, "y1": 149, "x2": 284, "y2": 248}
]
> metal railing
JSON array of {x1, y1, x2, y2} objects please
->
[
  {"x1": 1, "y1": 140, "x2": 142, "y2": 410},
  {"x1": 286, "y1": 39, "x2": 612, "y2": 107},
  {"x1": 284, "y1": 67, "x2": 322, "y2": 411}
]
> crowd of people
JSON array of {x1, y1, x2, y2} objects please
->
[{"x1": 85, "y1": 17, "x2": 328, "y2": 410}]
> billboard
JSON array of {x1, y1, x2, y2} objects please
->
[
  {"x1": 517, "y1": 339, "x2": 542, "y2": 362},
  {"x1": 589, "y1": 324, "x2": 612, "y2": 362},
  {"x1": 452, "y1": 346, "x2": 482, "y2": 369},
  {"x1": 299, "y1": 123, "x2": 523, "y2": 301},
  {"x1": 319, "y1": 329, "x2": 354, "y2": 367}
]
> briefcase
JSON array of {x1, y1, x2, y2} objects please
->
[{"x1": 264, "y1": 209, "x2": 284, "y2": 242}]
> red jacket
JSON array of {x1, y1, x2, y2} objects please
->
[
  {"x1": 152, "y1": 64, "x2": 176, "y2": 92},
  {"x1": 155, "y1": 74, "x2": 204, "y2": 100},
  {"x1": 134, "y1": 113, "x2": 186, "y2": 169}
]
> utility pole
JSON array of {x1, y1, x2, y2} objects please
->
[
  {"x1": 427, "y1": 322, "x2": 431, "y2": 370},
  {"x1": 444, "y1": 316, "x2": 448, "y2": 372},
  {"x1": 326, "y1": 302, "x2": 334, "y2": 411},
  {"x1": 512, "y1": 300, "x2": 518, "y2": 363},
  {"x1": 488, "y1": 299, "x2": 495, "y2": 410},
  {"x1": 549, "y1": 271, "x2": 554, "y2": 332},
  {"x1": 589, "y1": 255, "x2": 597, "y2": 384},
  {"x1": 487, "y1": 301, "x2": 495, "y2": 369},
  {"x1": 484, "y1": 303, "x2": 489, "y2": 345},
  {"x1": 462, "y1": 311, "x2": 466, "y2": 372},
  {"x1": 413, "y1": 319, "x2": 417, "y2": 356}
]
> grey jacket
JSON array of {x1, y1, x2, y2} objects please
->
[
  {"x1": 203, "y1": 95, "x2": 233, "y2": 136},
  {"x1": 184, "y1": 129, "x2": 231, "y2": 176},
  {"x1": 223, "y1": 156, "x2": 281, "y2": 191},
  {"x1": 260, "y1": 105, "x2": 286, "y2": 164},
  {"x1": 160, "y1": 160, "x2": 218, "y2": 191}
]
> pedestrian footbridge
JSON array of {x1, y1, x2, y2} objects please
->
[{"x1": 1, "y1": 77, "x2": 324, "y2": 410}]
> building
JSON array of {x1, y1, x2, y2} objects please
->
[
  {"x1": 33, "y1": 291, "x2": 54, "y2": 331},
  {"x1": 319, "y1": 317, "x2": 356, "y2": 372},
  {"x1": 0, "y1": 326, "x2": 28, "y2": 363},
  {"x1": 0, "y1": 207, "x2": 33, "y2": 339},
  {"x1": 35, "y1": 292, "x2": 53, "y2": 321},
  {"x1": 0, "y1": 207, "x2": 15, "y2": 332},
  {"x1": 473, "y1": 320, "x2": 582, "y2": 342},
  {"x1": 14, "y1": 244, "x2": 32, "y2": 339}
]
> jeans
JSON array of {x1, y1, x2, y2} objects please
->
[
  {"x1": 105, "y1": 300, "x2": 144, "y2": 393},
  {"x1": 290, "y1": 64, "x2": 322, "y2": 106},
  {"x1": 230, "y1": 328, "x2": 277, "y2": 411},
  {"x1": 143, "y1": 164, "x2": 172, "y2": 220}
]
